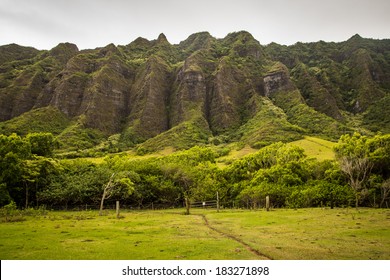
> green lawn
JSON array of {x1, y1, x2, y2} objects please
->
[{"x1": 0, "y1": 208, "x2": 389, "y2": 260}]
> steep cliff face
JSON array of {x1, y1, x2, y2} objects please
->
[
  {"x1": 346, "y1": 48, "x2": 386, "y2": 112},
  {"x1": 126, "y1": 55, "x2": 172, "y2": 140},
  {"x1": 209, "y1": 57, "x2": 251, "y2": 133},
  {"x1": 170, "y1": 58, "x2": 207, "y2": 126},
  {"x1": 1, "y1": 32, "x2": 390, "y2": 151},
  {"x1": 81, "y1": 53, "x2": 131, "y2": 133},
  {"x1": 0, "y1": 43, "x2": 78, "y2": 121},
  {"x1": 36, "y1": 44, "x2": 132, "y2": 134},
  {"x1": 290, "y1": 63, "x2": 344, "y2": 120},
  {"x1": 264, "y1": 35, "x2": 390, "y2": 116}
]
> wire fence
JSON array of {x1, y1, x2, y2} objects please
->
[
  {"x1": 35, "y1": 193, "x2": 223, "y2": 212},
  {"x1": 45, "y1": 202, "x2": 183, "y2": 211},
  {"x1": 191, "y1": 200, "x2": 218, "y2": 208}
]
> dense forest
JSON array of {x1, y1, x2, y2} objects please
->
[{"x1": 1, "y1": 132, "x2": 389, "y2": 210}]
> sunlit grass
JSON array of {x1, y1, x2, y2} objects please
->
[
  {"x1": 217, "y1": 145, "x2": 258, "y2": 167},
  {"x1": 290, "y1": 136, "x2": 336, "y2": 161},
  {"x1": 1, "y1": 208, "x2": 388, "y2": 260},
  {"x1": 206, "y1": 208, "x2": 390, "y2": 259},
  {"x1": 0, "y1": 210, "x2": 255, "y2": 260}
]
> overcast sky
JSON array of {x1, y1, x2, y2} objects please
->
[{"x1": 0, "y1": 0, "x2": 389, "y2": 50}]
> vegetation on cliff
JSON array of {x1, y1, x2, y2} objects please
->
[{"x1": 1, "y1": 32, "x2": 389, "y2": 152}]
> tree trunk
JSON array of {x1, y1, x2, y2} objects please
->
[
  {"x1": 99, "y1": 189, "x2": 107, "y2": 216},
  {"x1": 380, "y1": 179, "x2": 390, "y2": 208},
  {"x1": 25, "y1": 182, "x2": 29, "y2": 209},
  {"x1": 355, "y1": 193, "x2": 359, "y2": 209},
  {"x1": 185, "y1": 196, "x2": 190, "y2": 215},
  {"x1": 100, "y1": 173, "x2": 116, "y2": 216}
]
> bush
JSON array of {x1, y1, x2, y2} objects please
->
[{"x1": 0, "y1": 201, "x2": 24, "y2": 222}]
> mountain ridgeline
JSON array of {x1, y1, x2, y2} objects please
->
[{"x1": 1, "y1": 32, "x2": 389, "y2": 153}]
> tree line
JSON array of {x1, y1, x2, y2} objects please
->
[{"x1": 1, "y1": 132, "x2": 389, "y2": 211}]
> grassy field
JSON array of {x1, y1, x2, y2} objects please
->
[
  {"x1": 0, "y1": 210, "x2": 257, "y2": 260},
  {"x1": 1, "y1": 208, "x2": 389, "y2": 260},
  {"x1": 290, "y1": 136, "x2": 336, "y2": 161},
  {"x1": 206, "y1": 208, "x2": 390, "y2": 259},
  {"x1": 72, "y1": 136, "x2": 335, "y2": 167},
  {"x1": 216, "y1": 145, "x2": 258, "y2": 167},
  {"x1": 216, "y1": 136, "x2": 336, "y2": 167}
]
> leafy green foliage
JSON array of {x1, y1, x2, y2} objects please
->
[
  {"x1": 1, "y1": 133, "x2": 390, "y2": 210},
  {"x1": 271, "y1": 90, "x2": 350, "y2": 140},
  {"x1": 234, "y1": 97, "x2": 304, "y2": 147},
  {"x1": 363, "y1": 95, "x2": 390, "y2": 133},
  {"x1": 334, "y1": 133, "x2": 390, "y2": 207},
  {"x1": 55, "y1": 116, "x2": 106, "y2": 152},
  {"x1": 136, "y1": 116, "x2": 211, "y2": 154},
  {"x1": 26, "y1": 132, "x2": 56, "y2": 156},
  {"x1": 38, "y1": 159, "x2": 107, "y2": 208},
  {"x1": 0, "y1": 134, "x2": 31, "y2": 194},
  {"x1": 226, "y1": 142, "x2": 353, "y2": 208}
]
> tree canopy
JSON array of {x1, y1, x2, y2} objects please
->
[{"x1": 1, "y1": 133, "x2": 389, "y2": 209}]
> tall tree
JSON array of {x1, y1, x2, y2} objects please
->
[
  {"x1": 99, "y1": 172, "x2": 134, "y2": 216},
  {"x1": 21, "y1": 160, "x2": 40, "y2": 208},
  {"x1": 335, "y1": 133, "x2": 373, "y2": 208},
  {"x1": 0, "y1": 134, "x2": 31, "y2": 206},
  {"x1": 380, "y1": 179, "x2": 390, "y2": 208},
  {"x1": 162, "y1": 164, "x2": 195, "y2": 215}
]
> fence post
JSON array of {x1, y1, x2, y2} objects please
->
[
  {"x1": 266, "y1": 196, "x2": 270, "y2": 211},
  {"x1": 185, "y1": 197, "x2": 190, "y2": 215},
  {"x1": 217, "y1": 191, "x2": 220, "y2": 213},
  {"x1": 116, "y1": 201, "x2": 120, "y2": 219}
]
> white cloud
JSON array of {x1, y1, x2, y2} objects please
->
[{"x1": 0, "y1": 0, "x2": 389, "y2": 50}]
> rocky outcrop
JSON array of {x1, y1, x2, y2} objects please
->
[
  {"x1": 263, "y1": 63, "x2": 295, "y2": 96},
  {"x1": 223, "y1": 31, "x2": 265, "y2": 60},
  {"x1": 48, "y1": 43, "x2": 79, "y2": 65},
  {"x1": 0, "y1": 44, "x2": 40, "y2": 65},
  {"x1": 177, "y1": 32, "x2": 215, "y2": 58}
]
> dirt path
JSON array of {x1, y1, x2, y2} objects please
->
[{"x1": 198, "y1": 214, "x2": 273, "y2": 260}]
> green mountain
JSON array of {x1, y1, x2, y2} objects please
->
[{"x1": 1, "y1": 32, "x2": 389, "y2": 153}]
